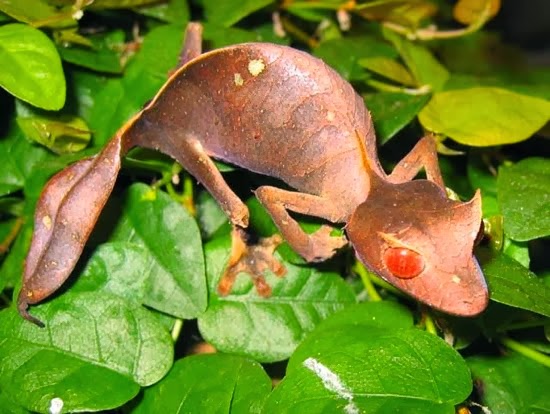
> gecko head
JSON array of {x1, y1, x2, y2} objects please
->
[{"x1": 346, "y1": 180, "x2": 488, "y2": 317}]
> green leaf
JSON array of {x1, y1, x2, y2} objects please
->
[
  {"x1": 497, "y1": 158, "x2": 550, "y2": 241},
  {"x1": 309, "y1": 301, "x2": 415, "y2": 332},
  {"x1": 365, "y1": 92, "x2": 430, "y2": 144},
  {"x1": 111, "y1": 183, "x2": 207, "y2": 319},
  {"x1": 0, "y1": 388, "x2": 30, "y2": 414},
  {"x1": 419, "y1": 88, "x2": 550, "y2": 146},
  {"x1": 85, "y1": 23, "x2": 183, "y2": 145},
  {"x1": 468, "y1": 353, "x2": 550, "y2": 414},
  {"x1": 503, "y1": 239, "x2": 529, "y2": 268},
  {"x1": 0, "y1": 291, "x2": 173, "y2": 412},
  {"x1": 202, "y1": 0, "x2": 274, "y2": 28},
  {"x1": 57, "y1": 30, "x2": 125, "y2": 74},
  {"x1": 0, "y1": 24, "x2": 66, "y2": 110},
  {"x1": 0, "y1": 0, "x2": 74, "y2": 27},
  {"x1": 467, "y1": 152, "x2": 500, "y2": 217},
  {"x1": 0, "y1": 197, "x2": 24, "y2": 216},
  {"x1": 198, "y1": 228, "x2": 356, "y2": 362},
  {"x1": 359, "y1": 56, "x2": 416, "y2": 86},
  {"x1": 0, "y1": 123, "x2": 50, "y2": 197},
  {"x1": 383, "y1": 29, "x2": 449, "y2": 90},
  {"x1": 263, "y1": 324, "x2": 472, "y2": 413},
  {"x1": 16, "y1": 114, "x2": 91, "y2": 154},
  {"x1": 74, "y1": 241, "x2": 195, "y2": 319},
  {"x1": 444, "y1": 71, "x2": 550, "y2": 102},
  {"x1": 196, "y1": 191, "x2": 228, "y2": 240},
  {"x1": 134, "y1": 0, "x2": 190, "y2": 24},
  {"x1": 478, "y1": 247, "x2": 550, "y2": 317},
  {"x1": 133, "y1": 354, "x2": 271, "y2": 414},
  {"x1": 314, "y1": 37, "x2": 397, "y2": 81},
  {"x1": 202, "y1": 22, "x2": 288, "y2": 49},
  {"x1": 0, "y1": 220, "x2": 32, "y2": 291}
]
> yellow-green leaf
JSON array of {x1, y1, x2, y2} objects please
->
[
  {"x1": 419, "y1": 87, "x2": 550, "y2": 146},
  {"x1": 16, "y1": 114, "x2": 91, "y2": 154}
]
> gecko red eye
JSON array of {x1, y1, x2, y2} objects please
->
[{"x1": 383, "y1": 247, "x2": 425, "y2": 279}]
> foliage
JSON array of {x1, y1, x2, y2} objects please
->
[{"x1": 0, "y1": 0, "x2": 549, "y2": 413}]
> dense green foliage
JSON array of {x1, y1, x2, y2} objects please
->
[{"x1": 0, "y1": 0, "x2": 549, "y2": 413}]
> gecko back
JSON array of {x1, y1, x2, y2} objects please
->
[{"x1": 130, "y1": 43, "x2": 382, "y2": 216}]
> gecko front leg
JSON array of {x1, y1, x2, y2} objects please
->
[
  {"x1": 255, "y1": 186, "x2": 348, "y2": 262},
  {"x1": 217, "y1": 187, "x2": 347, "y2": 297}
]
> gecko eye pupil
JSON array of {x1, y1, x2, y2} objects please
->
[{"x1": 383, "y1": 247, "x2": 425, "y2": 279}]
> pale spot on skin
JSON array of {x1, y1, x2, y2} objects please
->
[
  {"x1": 452, "y1": 275, "x2": 461, "y2": 284},
  {"x1": 49, "y1": 397, "x2": 63, "y2": 414},
  {"x1": 326, "y1": 111, "x2": 335, "y2": 122},
  {"x1": 303, "y1": 357, "x2": 359, "y2": 414},
  {"x1": 42, "y1": 215, "x2": 52, "y2": 230},
  {"x1": 234, "y1": 72, "x2": 244, "y2": 86},
  {"x1": 248, "y1": 59, "x2": 265, "y2": 76}
]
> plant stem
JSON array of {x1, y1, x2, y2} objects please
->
[
  {"x1": 500, "y1": 337, "x2": 550, "y2": 368},
  {"x1": 368, "y1": 274, "x2": 403, "y2": 297},
  {"x1": 171, "y1": 319, "x2": 184, "y2": 342},
  {"x1": 366, "y1": 79, "x2": 431, "y2": 95},
  {"x1": 181, "y1": 174, "x2": 196, "y2": 216},
  {"x1": 353, "y1": 261, "x2": 382, "y2": 301},
  {"x1": 423, "y1": 311, "x2": 438, "y2": 335},
  {"x1": 283, "y1": 0, "x2": 356, "y2": 11},
  {"x1": 280, "y1": 16, "x2": 319, "y2": 49},
  {"x1": 0, "y1": 217, "x2": 24, "y2": 255}
]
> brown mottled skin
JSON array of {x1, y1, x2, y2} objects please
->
[{"x1": 18, "y1": 23, "x2": 488, "y2": 326}]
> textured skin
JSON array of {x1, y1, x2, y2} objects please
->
[{"x1": 18, "y1": 29, "x2": 489, "y2": 324}]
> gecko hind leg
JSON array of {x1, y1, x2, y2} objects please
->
[{"x1": 218, "y1": 227, "x2": 287, "y2": 297}]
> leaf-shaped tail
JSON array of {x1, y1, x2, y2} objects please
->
[{"x1": 17, "y1": 131, "x2": 129, "y2": 326}]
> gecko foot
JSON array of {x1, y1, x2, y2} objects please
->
[{"x1": 217, "y1": 227, "x2": 287, "y2": 297}]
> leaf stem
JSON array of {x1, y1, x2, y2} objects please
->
[
  {"x1": 353, "y1": 261, "x2": 382, "y2": 301},
  {"x1": 382, "y1": 1, "x2": 492, "y2": 41},
  {"x1": 500, "y1": 337, "x2": 550, "y2": 368},
  {"x1": 366, "y1": 79, "x2": 431, "y2": 95},
  {"x1": 280, "y1": 16, "x2": 319, "y2": 49},
  {"x1": 0, "y1": 217, "x2": 24, "y2": 255}
]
